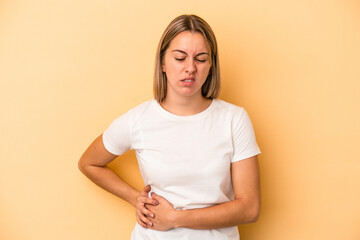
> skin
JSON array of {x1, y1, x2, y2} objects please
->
[
  {"x1": 160, "y1": 31, "x2": 212, "y2": 116},
  {"x1": 78, "y1": 31, "x2": 260, "y2": 231}
]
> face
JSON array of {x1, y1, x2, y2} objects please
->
[{"x1": 162, "y1": 31, "x2": 211, "y2": 100}]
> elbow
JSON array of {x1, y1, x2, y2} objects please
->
[
  {"x1": 237, "y1": 198, "x2": 260, "y2": 224},
  {"x1": 248, "y1": 206, "x2": 260, "y2": 223},
  {"x1": 78, "y1": 159, "x2": 84, "y2": 173},
  {"x1": 78, "y1": 157, "x2": 88, "y2": 174},
  {"x1": 247, "y1": 201, "x2": 261, "y2": 223}
]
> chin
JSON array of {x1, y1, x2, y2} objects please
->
[{"x1": 179, "y1": 90, "x2": 201, "y2": 98}]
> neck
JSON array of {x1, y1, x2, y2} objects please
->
[{"x1": 160, "y1": 94, "x2": 212, "y2": 116}]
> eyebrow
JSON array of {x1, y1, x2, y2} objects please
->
[{"x1": 172, "y1": 49, "x2": 209, "y2": 56}]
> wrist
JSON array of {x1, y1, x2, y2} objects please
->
[
  {"x1": 172, "y1": 209, "x2": 184, "y2": 228},
  {"x1": 128, "y1": 190, "x2": 141, "y2": 208}
]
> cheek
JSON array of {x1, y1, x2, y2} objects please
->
[
  {"x1": 166, "y1": 62, "x2": 182, "y2": 75},
  {"x1": 199, "y1": 64, "x2": 211, "y2": 76}
]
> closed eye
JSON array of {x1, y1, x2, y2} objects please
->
[
  {"x1": 174, "y1": 57, "x2": 208, "y2": 63},
  {"x1": 196, "y1": 59, "x2": 206, "y2": 63}
]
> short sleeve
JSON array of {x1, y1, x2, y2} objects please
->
[
  {"x1": 102, "y1": 110, "x2": 133, "y2": 156},
  {"x1": 231, "y1": 109, "x2": 261, "y2": 162}
]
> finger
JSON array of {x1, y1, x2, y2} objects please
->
[
  {"x1": 150, "y1": 192, "x2": 162, "y2": 202},
  {"x1": 141, "y1": 206, "x2": 155, "y2": 218},
  {"x1": 141, "y1": 185, "x2": 151, "y2": 196},
  {"x1": 136, "y1": 215, "x2": 147, "y2": 228},
  {"x1": 145, "y1": 203, "x2": 158, "y2": 212},
  {"x1": 136, "y1": 209, "x2": 152, "y2": 228},
  {"x1": 139, "y1": 196, "x2": 159, "y2": 206},
  {"x1": 140, "y1": 213, "x2": 153, "y2": 227}
]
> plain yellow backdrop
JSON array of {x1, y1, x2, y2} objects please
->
[{"x1": 1, "y1": 0, "x2": 359, "y2": 239}]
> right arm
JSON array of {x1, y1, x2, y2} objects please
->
[{"x1": 78, "y1": 134, "x2": 157, "y2": 227}]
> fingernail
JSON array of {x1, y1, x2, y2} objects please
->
[
  {"x1": 155, "y1": 201, "x2": 159, "y2": 205},
  {"x1": 148, "y1": 222, "x2": 153, "y2": 226},
  {"x1": 150, "y1": 214, "x2": 154, "y2": 218}
]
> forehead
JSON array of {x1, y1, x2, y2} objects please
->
[{"x1": 168, "y1": 31, "x2": 209, "y2": 54}]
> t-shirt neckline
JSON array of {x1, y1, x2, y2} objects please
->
[{"x1": 152, "y1": 99, "x2": 217, "y2": 121}]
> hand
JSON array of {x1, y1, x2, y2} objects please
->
[
  {"x1": 135, "y1": 185, "x2": 159, "y2": 228},
  {"x1": 146, "y1": 192, "x2": 177, "y2": 231}
]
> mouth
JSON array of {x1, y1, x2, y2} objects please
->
[
  {"x1": 181, "y1": 77, "x2": 195, "y2": 82},
  {"x1": 180, "y1": 77, "x2": 195, "y2": 86}
]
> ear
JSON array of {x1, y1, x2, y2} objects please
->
[{"x1": 162, "y1": 63, "x2": 166, "y2": 73}]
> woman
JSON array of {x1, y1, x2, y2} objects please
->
[{"x1": 79, "y1": 14, "x2": 261, "y2": 240}]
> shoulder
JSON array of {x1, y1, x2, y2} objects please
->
[
  {"x1": 110, "y1": 99, "x2": 156, "y2": 123},
  {"x1": 127, "y1": 99, "x2": 155, "y2": 114},
  {"x1": 212, "y1": 99, "x2": 246, "y2": 116}
]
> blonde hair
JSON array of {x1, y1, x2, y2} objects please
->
[{"x1": 153, "y1": 14, "x2": 220, "y2": 103}]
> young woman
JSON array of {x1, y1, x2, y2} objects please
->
[{"x1": 79, "y1": 14, "x2": 261, "y2": 240}]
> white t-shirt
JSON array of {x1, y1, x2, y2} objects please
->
[{"x1": 103, "y1": 99, "x2": 261, "y2": 240}]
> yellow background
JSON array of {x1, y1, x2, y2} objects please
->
[{"x1": 1, "y1": 0, "x2": 359, "y2": 239}]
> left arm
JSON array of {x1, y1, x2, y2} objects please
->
[{"x1": 147, "y1": 155, "x2": 260, "y2": 230}]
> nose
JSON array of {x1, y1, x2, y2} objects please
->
[{"x1": 185, "y1": 59, "x2": 196, "y2": 74}]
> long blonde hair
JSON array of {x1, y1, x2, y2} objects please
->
[{"x1": 153, "y1": 14, "x2": 220, "y2": 103}]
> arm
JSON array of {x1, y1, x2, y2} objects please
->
[
  {"x1": 78, "y1": 134, "x2": 157, "y2": 227},
  {"x1": 147, "y1": 155, "x2": 260, "y2": 230}
]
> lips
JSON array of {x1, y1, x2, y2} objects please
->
[
  {"x1": 181, "y1": 77, "x2": 195, "y2": 82},
  {"x1": 181, "y1": 77, "x2": 195, "y2": 86}
]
